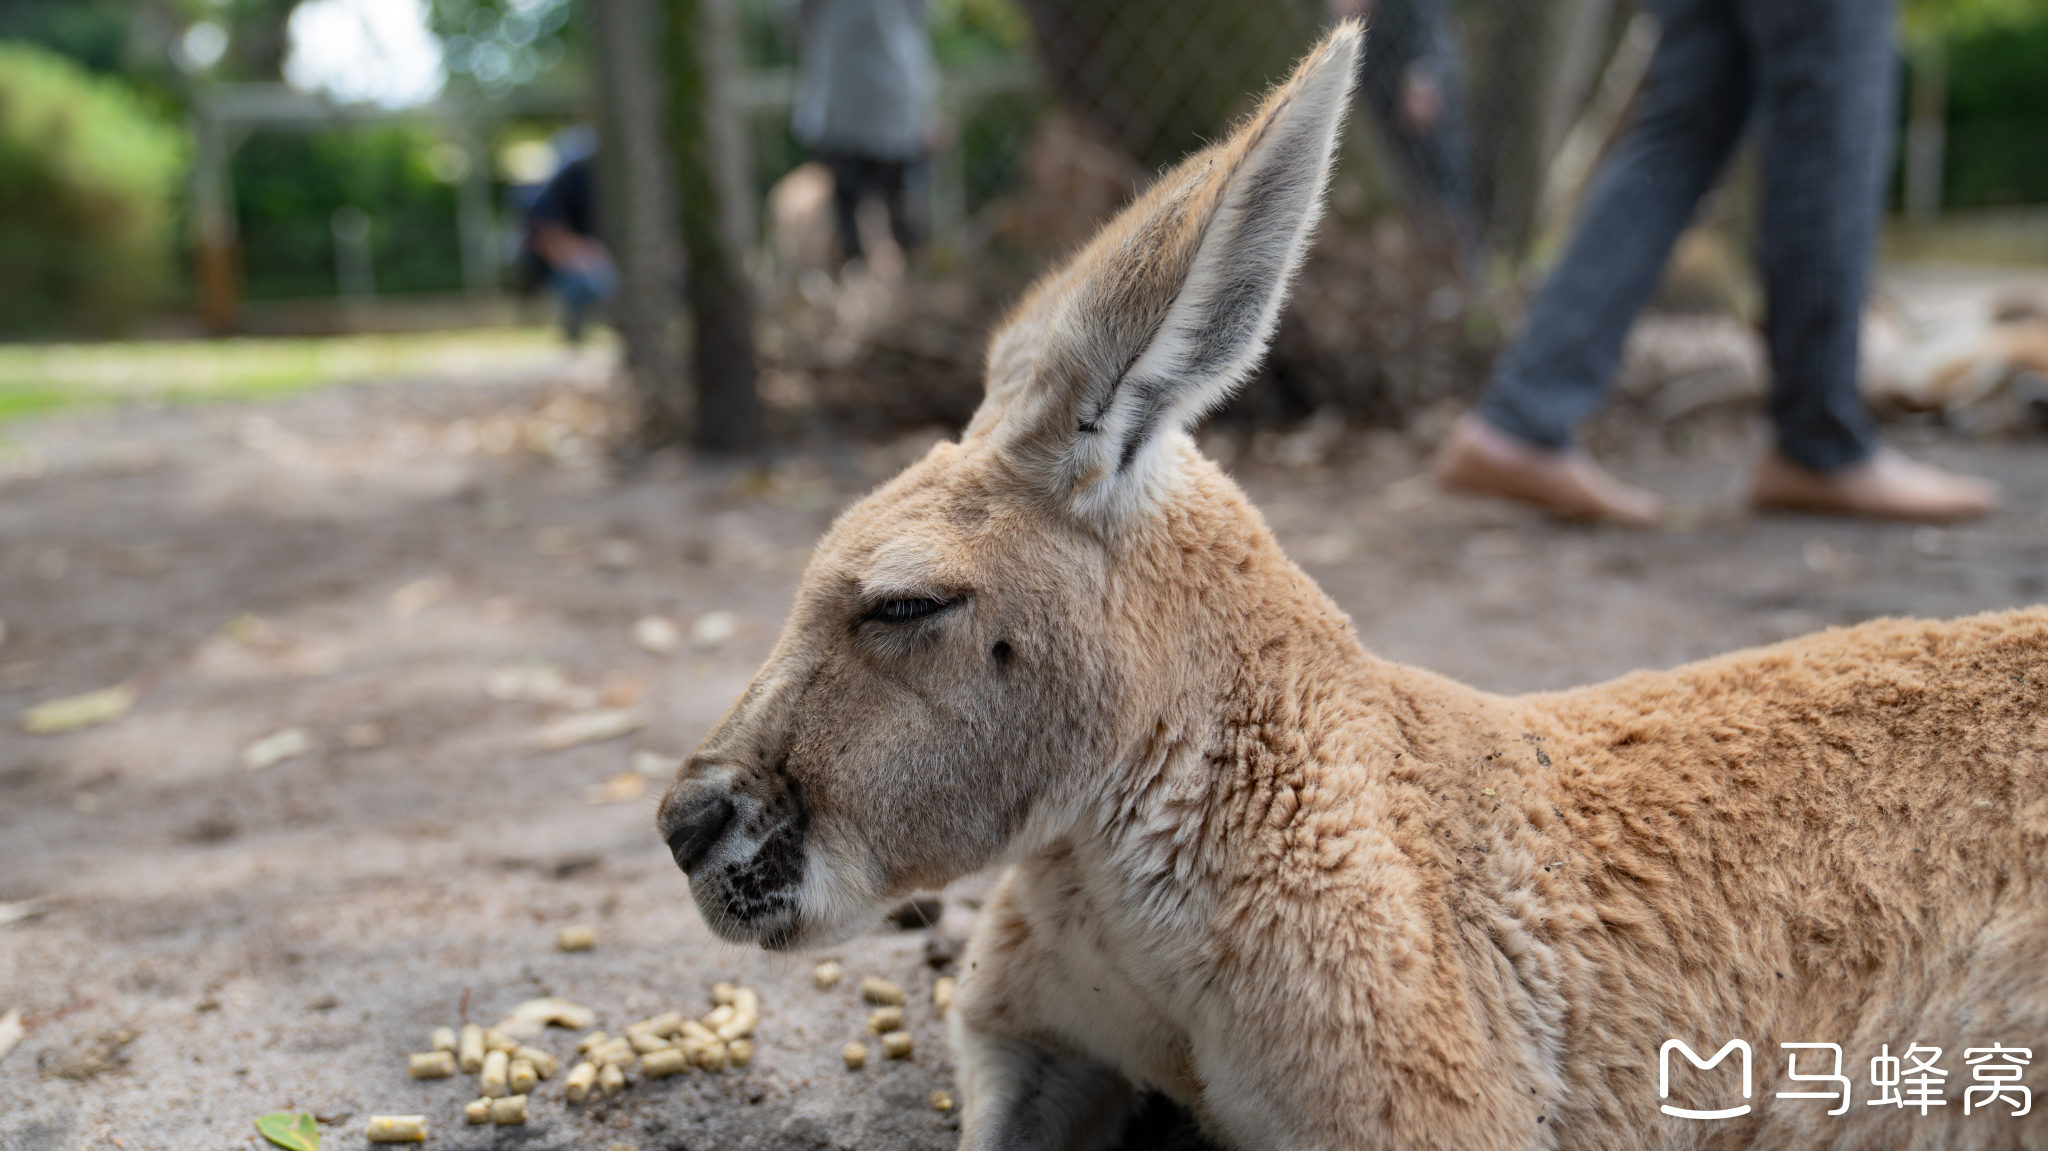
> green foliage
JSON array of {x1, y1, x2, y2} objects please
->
[
  {"x1": 232, "y1": 126, "x2": 466, "y2": 299},
  {"x1": 254, "y1": 1112, "x2": 319, "y2": 1151},
  {"x1": 1901, "y1": 0, "x2": 2048, "y2": 43},
  {"x1": 930, "y1": 0, "x2": 1032, "y2": 64},
  {"x1": 0, "y1": 39, "x2": 185, "y2": 334},
  {"x1": 1939, "y1": 15, "x2": 2048, "y2": 207},
  {"x1": 430, "y1": 0, "x2": 579, "y2": 96}
]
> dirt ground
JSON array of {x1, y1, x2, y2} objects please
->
[{"x1": 1, "y1": 343, "x2": 2045, "y2": 1151}]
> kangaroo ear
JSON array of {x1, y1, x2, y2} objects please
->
[{"x1": 970, "y1": 22, "x2": 1361, "y2": 527}]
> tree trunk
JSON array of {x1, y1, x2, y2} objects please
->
[
  {"x1": 665, "y1": 0, "x2": 766, "y2": 453},
  {"x1": 588, "y1": 0, "x2": 691, "y2": 444}
]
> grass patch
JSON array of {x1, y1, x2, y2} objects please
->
[{"x1": 0, "y1": 327, "x2": 600, "y2": 425}]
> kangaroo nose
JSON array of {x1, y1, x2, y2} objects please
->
[{"x1": 664, "y1": 793, "x2": 736, "y2": 875}]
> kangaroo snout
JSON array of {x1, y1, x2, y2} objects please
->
[{"x1": 659, "y1": 789, "x2": 734, "y2": 876}]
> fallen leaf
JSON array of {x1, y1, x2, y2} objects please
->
[
  {"x1": 19, "y1": 684, "x2": 136, "y2": 735},
  {"x1": 0, "y1": 1008, "x2": 22, "y2": 1065},
  {"x1": 497, "y1": 997, "x2": 596, "y2": 1039},
  {"x1": 690, "y1": 610, "x2": 741, "y2": 652},
  {"x1": 582, "y1": 772, "x2": 647, "y2": 805},
  {"x1": 242, "y1": 728, "x2": 313, "y2": 771},
  {"x1": 255, "y1": 1111, "x2": 320, "y2": 1151},
  {"x1": 630, "y1": 750, "x2": 682, "y2": 779},
  {"x1": 630, "y1": 614, "x2": 681, "y2": 655},
  {"x1": 486, "y1": 661, "x2": 597, "y2": 709},
  {"x1": 385, "y1": 575, "x2": 452, "y2": 619},
  {"x1": 534, "y1": 708, "x2": 644, "y2": 751}
]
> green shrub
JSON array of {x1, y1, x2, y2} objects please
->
[{"x1": 0, "y1": 40, "x2": 184, "y2": 334}]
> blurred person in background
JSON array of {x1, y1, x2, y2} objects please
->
[
  {"x1": 521, "y1": 128, "x2": 617, "y2": 344},
  {"x1": 1330, "y1": 0, "x2": 1480, "y2": 270},
  {"x1": 791, "y1": 0, "x2": 937, "y2": 269},
  {"x1": 1433, "y1": 0, "x2": 2000, "y2": 525}
]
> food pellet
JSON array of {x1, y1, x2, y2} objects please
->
[
  {"x1": 642, "y1": 1047, "x2": 688, "y2": 1078},
  {"x1": 483, "y1": 1028, "x2": 519, "y2": 1053},
  {"x1": 463, "y1": 1098, "x2": 492, "y2": 1125},
  {"x1": 930, "y1": 1090, "x2": 954, "y2": 1112},
  {"x1": 509, "y1": 1058, "x2": 538, "y2": 1094},
  {"x1": 366, "y1": 1115, "x2": 427, "y2": 1143},
  {"x1": 814, "y1": 960, "x2": 843, "y2": 989},
  {"x1": 932, "y1": 976, "x2": 956, "y2": 1013},
  {"x1": 576, "y1": 1030, "x2": 611, "y2": 1055},
  {"x1": 408, "y1": 1051, "x2": 457, "y2": 1078},
  {"x1": 629, "y1": 1028, "x2": 673, "y2": 1054},
  {"x1": 679, "y1": 1020, "x2": 719, "y2": 1047},
  {"x1": 490, "y1": 1094, "x2": 529, "y2": 1125},
  {"x1": 480, "y1": 1049, "x2": 510, "y2": 1097},
  {"x1": 558, "y1": 925, "x2": 597, "y2": 951},
  {"x1": 716, "y1": 988, "x2": 759, "y2": 1041},
  {"x1": 703, "y1": 1005, "x2": 735, "y2": 1029},
  {"x1": 860, "y1": 977, "x2": 906, "y2": 1006},
  {"x1": 430, "y1": 1026, "x2": 457, "y2": 1053},
  {"x1": 637, "y1": 1011, "x2": 684, "y2": 1037},
  {"x1": 881, "y1": 1030, "x2": 914, "y2": 1059},
  {"x1": 565, "y1": 1060, "x2": 598, "y2": 1102},
  {"x1": 711, "y1": 982, "x2": 739, "y2": 1006},
  {"x1": 693, "y1": 1040, "x2": 729, "y2": 1072},
  {"x1": 513, "y1": 1045, "x2": 558, "y2": 1078},
  {"x1": 727, "y1": 1038, "x2": 754, "y2": 1068},
  {"x1": 457, "y1": 1023, "x2": 485, "y2": 1072},
  {"x1": 868, "y1": 1007, "x2": 904, "y2": 1034},
  {"x1": 599, "y1": 1062, "x2": 626, "y2": 1097},
  {"x1": 842, "y1": 1041, "x2": 867, "y2": 1070},
  {"x1": 592, "y1": 1037, "x2": 637, "y2": 1067}
]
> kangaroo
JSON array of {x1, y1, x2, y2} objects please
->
[{"x1": 658, "y1": 24, "x2": 2048, "y2": 1150}]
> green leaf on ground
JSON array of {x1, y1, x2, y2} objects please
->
[{"x1": 256, "y1": 1112, "x2": 320, "y2": 1151}]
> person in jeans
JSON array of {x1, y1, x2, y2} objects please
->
[{"x1": 1434, "y1": 0, "x2": 1999, "y2": 524}]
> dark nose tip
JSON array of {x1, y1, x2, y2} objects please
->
[{"x1": 665, "y1": 794, "x2": 735, "y2": 876}]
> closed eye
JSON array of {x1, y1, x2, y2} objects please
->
[{"x1": 864, "y1": 596, "x2": 956, "y2": 625}]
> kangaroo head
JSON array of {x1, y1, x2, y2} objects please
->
[{"x1": 658, "y1": 24, "x2": 1362, "y2": 949}]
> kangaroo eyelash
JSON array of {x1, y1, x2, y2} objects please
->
[{"x1": 863, "y1": 596, "x2": 956, "y2": 625}]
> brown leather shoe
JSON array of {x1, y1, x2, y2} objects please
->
[
  {"x1": 1431, "y1": 415, "x2": 1664, "y2": 527},
  {"x1": 1751, "y1": 448, "x2": 2000, "y2": 522}
]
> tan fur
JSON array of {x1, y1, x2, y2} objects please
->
[{"x1": 659, "y1": 26, "x2": 2048, "y2": 1149}]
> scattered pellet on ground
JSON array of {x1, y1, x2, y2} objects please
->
[
  {"x1": 599, "y1": 1062, "x2": 626, "y2": 1097},
  {"x1": 457, "y1": 1024, "x2": 484, "y2": 1072},
  {"x1": 240, "y1": 727, "x2": 311, "y2": 771},
  {"x1": 557, "y1": 925, "x2": 596, "y2": 952},
  {"x1": 483, "y1": 1028, "x2": 518, "y2": 1053},
  {"x1": 512, "y1": 1045, "x2": 558, "y2": 1078},
  {"x1": 867, "y1": 1007, "x2": 903, "y2": 1034},
  {"x1": 463, "y1": 1098, "x2": 492, "y2": 1125},
  {"x1": 716, "y1": 988, "x2": 759, "y2": 1041},
  {"x1": 881, "y1": 1030, "x2": 914, "y2": 1059},
  {"x1": 565, "y1": 1061, "x2": 598, "y2": 1102},
  {"x1": 860, "y1": 977, "x2": 906, "y2": 1006},
  {"x1": 575, "y1": 1031, "x2": 610, "y2": 1056},
  {"x1": 430, "y1": 1026, "x2": 456, "y2": 1053},
  {"x1": 711, "y1": 982, "x2": 738, "y2": 1006},
  {"x1": 814, "y1": 960, "x2": 843, "y2": 989},
  {"x1": 842, "y1": 1042, "x2": 867, "y2": 1070},
  {"x1": 480, "y1": 1049, "x2": 510, "y2": 1097},
  {"x1": 18, "y1": 684, "x2": 136, "y2": 735},
  {"x1": 642, "y1": 1047, "x2": 688, "y2": 1078},
  {"x1": 930, "y1": 1090, "x2": 954, "y2": 1112},
  {"x1": 407, "y1": 1051, "x2": 457, "y2": 1079},
  {"x1": 692, "y1": 1040, "x2": 729, "y2": 1072},
  {"x1": 509, "y1": 1058, "x2": 538, "y2": 1094},
  {"x1": 638, "y1": 1011, "x2": 684, "y2": 1037},
  {"x1": 933, "y1": 976, "x2": 956, "y2": 1013},
  {"x1": 629, "y1": 1028, "x2": 673, "y2": 1055},
  {"x1": 366, "y1": 1115, "x2": 427, "y2": 1143},
  {"x1": 703, "y1": 1005, "x2": 735, "y2": 1030},
  {"x1": 631, "y1": 614, "x2": 683, "y2": 655},
  {"x1": 592, "y1": 1037, "x2": 637, "y2": 1068},
  {"x1": 489, "y1": 1094, "x2": 528, "y2": 1125},
  {"x1": 727, "y1": 1039, "x2": 753, "y2": 1068},
  {"x1": 499, "y1": 996, "x2": 596, "y2": 1037}
]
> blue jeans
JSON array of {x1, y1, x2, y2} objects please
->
[{"x1": 1477, "y1": 0, "x2": 1894, "y2": 472}]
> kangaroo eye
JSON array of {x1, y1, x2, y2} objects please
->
[{"x1": 867, "y1": 597, "x2": 953, "y2": 624}]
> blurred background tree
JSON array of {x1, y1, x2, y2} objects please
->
[{"x1": 0, "y1": 41, "x2": 184, "y2": 335}]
